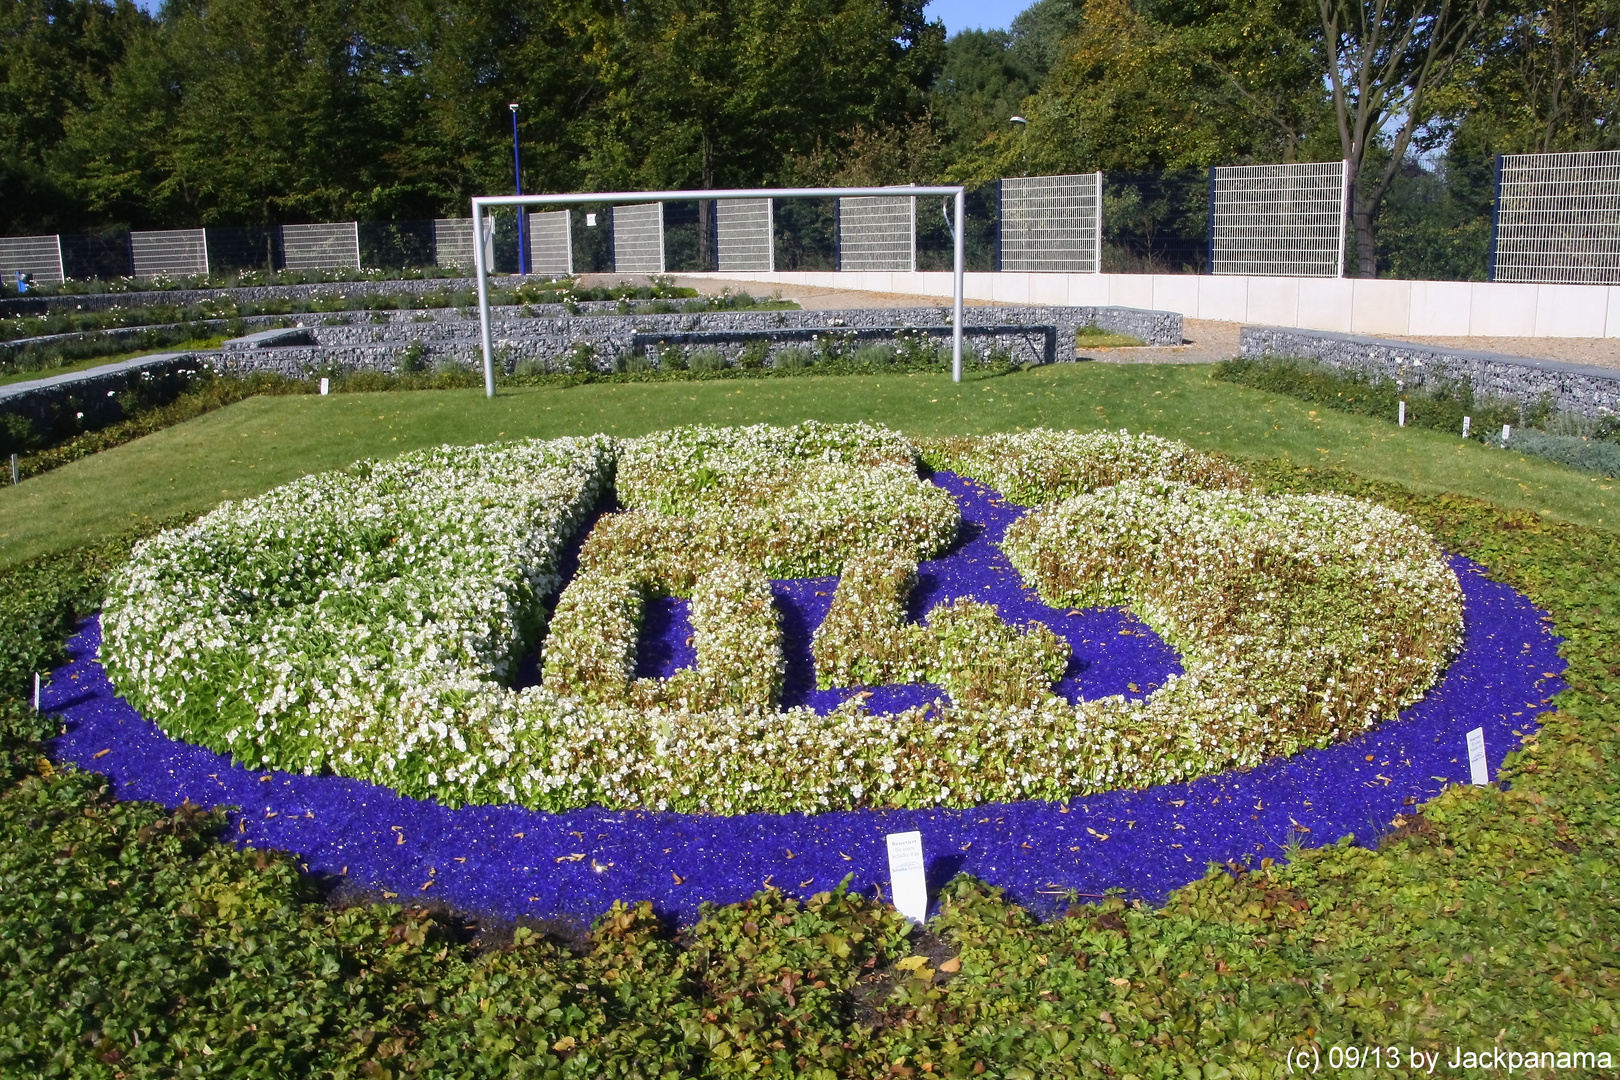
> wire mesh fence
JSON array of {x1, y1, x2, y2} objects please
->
[
  {"x1": 836, "y1": 194, "x2": 915, "y2": 271},
  {"x1": 612, "y1": 203, "x2": 665, "y2": 274},
  {"x1": 281, "y1": 222, "x2": 362, "y2": 270},
  {"x1": 1209, "y1": 161, "x2": 1347, "y2": 277},
  {"x1": 433, "y1": 218, "x2": 477, "y2": 269},
  {"x1": 998, "y1": 173, "x2": 1102, "y2": 273},
  {"x1": 716, "y1": 198, "x2": 773, "y2": 272},
  {"x1": 1493, "y1": 150, "x2": 1620, "y2": 285},
  {"x1": 129, "y1": 229, "x2": 209, "y2": 278},
  {"x1": 0, "y1": 234, "x2": 65, "y2": 284},
  {"x1": 526, "y1": 211, "x2": 573, "y2": 275},
  {"x1": 2, "y1": 156, "x2": 1606, "y2": 287}
]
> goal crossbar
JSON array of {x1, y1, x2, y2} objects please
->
[{"x1": 469, "y1": 186, "x2": 968, "y2": 394}]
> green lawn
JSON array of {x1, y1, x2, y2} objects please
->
[{"x1": 2, "y1": 362, "x2": 1615, "y2": 564}]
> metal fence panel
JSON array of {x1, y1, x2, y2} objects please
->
[
  {"x1": 716, "y1": 198, "x2": 773, "y2": 272},
  {"x1": 612, "y1": 203, "x2": 664, "y2": 273},
  {"x1": 1493, "y1": 150, "x2": 1620, "y2": 284},
  {"x1": 1210, "y1": 161, "x2": 1346, "y2": 277},
  {"x1": 999, "y1": 173, "x2": 1101, "y2": 272},
  {"x1": 434, "y1": 218, "x2": 476, "y2": 269},
  {"x1": 527, "y1": 210, "x2": 573, "y2": 275},
  {"x1": 281, "y1": 222, "x2": 361, "y2": 270},
  {"x1": 837, "y1": 194, "x2": 915, "y2": 271},
  {"x1": 129, "y1": 228, "x2": 209, "y2": 278},
  {"x1": 0, "y1": 234, "x2": 65, "y2": 283}
]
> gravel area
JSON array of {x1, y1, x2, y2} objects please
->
[{"x1": 1383, "y1": 334, "x2": 1620, "y2": 371}]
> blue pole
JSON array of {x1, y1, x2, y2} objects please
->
[{"x1": 510, "y1": 104, "x2": 527, "y2": 275}]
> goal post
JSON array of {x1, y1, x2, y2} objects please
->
[{"x1": 469, "y1": 185, "x2": 967, "y2": 396}]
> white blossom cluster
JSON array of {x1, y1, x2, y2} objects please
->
[
  {"x1": 812, "y1": 551, "x2": 1069, "y2": 708},
  {"x1": 101, "y1": 435, "x2": 615, "y2": 779},
  {"x1": 99, "y1": 425, "x2": 1465, "y2": 816},
  {"x1": 919, "y1": 427, "x2": 1250, "y2": 505},
  {"x1": 1001, "y1": 478, "x2": 1465, "y2": 762}
]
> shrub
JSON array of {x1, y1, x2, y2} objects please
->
[
  {"x1": 772, "y1": 345, "x2": 813, "y2": 372},
  {"x1": 686, "y1": 347, "x2": 726, "y2": 373},
  {"x1": 1506, "y1": 429, "x2": 1620, "y2": 478}
]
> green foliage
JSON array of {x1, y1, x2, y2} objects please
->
[
  {"x1": 6, "y1": 433, "x2": 1620, "y2": 1072},
  {"x1": 1215, "y1": 353, "x2": 1533, "y2": 439},
  {"x1": 1213, "y1": 354, "x2": 1620, "y2": 478},
  {"x1": 7, "y1": 0, "x2": 946, "y2": 235}
]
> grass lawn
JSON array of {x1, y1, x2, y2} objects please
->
[{"x1": 2, "y1": 361, "x2": 1615, "y2": 564}]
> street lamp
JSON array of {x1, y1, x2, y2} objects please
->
[
  {"x1": 510, "y1": 103, "x2": 527, "y2": 275},
  {"x1": 1009, "y1": 116, "x2": 1028, "y2": 177}
]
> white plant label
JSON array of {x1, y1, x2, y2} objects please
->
[
  {"x1": 1462, "y1": 416, "x2": 1471, "y2": 437},
  {"x1": 585, "y1": 213, "x2": 597, "y2": 227},
  {"x1": 320, "y1": 377, "x2": 330, "y2": 396},
  {"x1": 1398, "y1": 401, "x2": 1406, "y2": 427},
  {"x1": 1467, "y1": 726, "x2": 1489, "y2": 786},
  {"x1": 886, "y1": 830, "x2": 928, "y2": 925}
]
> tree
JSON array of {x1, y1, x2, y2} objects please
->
[
  {"x1": 1442, "y1": 0, "x2": 1619, "y2": 155},
  {"x1": 932, "y1": 29, "x2": 1035, "y2": 161},
  {"x1": 977, "y1": 0, "x2": 1327, "y2": 181},
  {"x1": 0, "y1": 0, "x2": 148, "y2": 233},
  {"x1": 571, "y1": 0, "x2": 943, "y2": 265},
  {"x1": 1317, "y1": 0, "x2": 1491, "y2": 276}
]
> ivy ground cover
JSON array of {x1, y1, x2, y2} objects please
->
[{"x1": 45, "y1": 427, "x2": 1563, "y2": 924}]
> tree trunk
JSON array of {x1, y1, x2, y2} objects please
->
[
  {"x1": 1352, "y1": 194, "x2": 1377, "y2": 278},
  {"x1": 697, "y1": 132, "x2": 715, "y2": 270}
]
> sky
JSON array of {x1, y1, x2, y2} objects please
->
[
  {"x1": 125, "y1": 0, "x2": 1035, "y2": 35},
  {"x1": 926, "y1": 0, "x2": 1034, "y2": 37}
]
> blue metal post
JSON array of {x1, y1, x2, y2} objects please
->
[
  {"x1": 510, "y1": 104, "x2": 527, "y2": 275},
  {"x1": 1487, "y1": 154, "x2": 1503, "y2": 282},
  {"x1": 1206, "y1": 166, "x2": 1217, "y2": 273}
]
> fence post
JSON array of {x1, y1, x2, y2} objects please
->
[
  {"x1": 1205, "y1": 166, "x2": 1217, "y2": 273},
  {"x1": 953, "y1": 187, "x2": 965, "y2": 383},
  {"x1": 1487, "y1": 154, "x2": 1503, "y2": 283}
]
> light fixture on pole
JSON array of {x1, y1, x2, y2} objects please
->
[
  {"x1": 510, "y1": 103, "x2": 527, "y2": 276},
  {"x1": 1009, "y1": 116, "x2": 1028, "y2": 177}
]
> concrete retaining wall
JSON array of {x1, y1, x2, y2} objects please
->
[
  {"x1": 681, "y1": 271, "x2": 1620, "y2": 339},
  {"x1": 1239, "y1": 326, "x2": 1620, "y2": 417}
]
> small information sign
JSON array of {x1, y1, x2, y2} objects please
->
[
  {"x1": 885, "y1": 831, "x2": 928, "y2": 926},
  {"x1": 1466, "y1": 727, "x2": 1489, "y2": 786}
]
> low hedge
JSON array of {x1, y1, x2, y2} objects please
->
[{"x1": 2, "y1": 460, "x2": 1619, "y2": 1076}]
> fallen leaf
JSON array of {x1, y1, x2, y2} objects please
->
[{"x1": 92, "y1": 749, "x2": 111, "y2": 760}]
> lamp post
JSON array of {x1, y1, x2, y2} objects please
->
[
  {"x1": 510, "y1": 102, "x2": 527, "y2": 275},
  {"x1": 1009, "y1": 115, "x2": 1028, "y2": 177}
]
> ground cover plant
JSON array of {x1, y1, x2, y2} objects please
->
[
  {"x1": 3, "y1": 443, "x2": 1618, "y2": 1076},
  {"x1": 1215, "y1": 353, "x2": 1620, "y2": 479}
]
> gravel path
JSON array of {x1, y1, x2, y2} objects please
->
[{"x1": 1386, "y1": 334, "x2": 1620, "y2": 371}]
